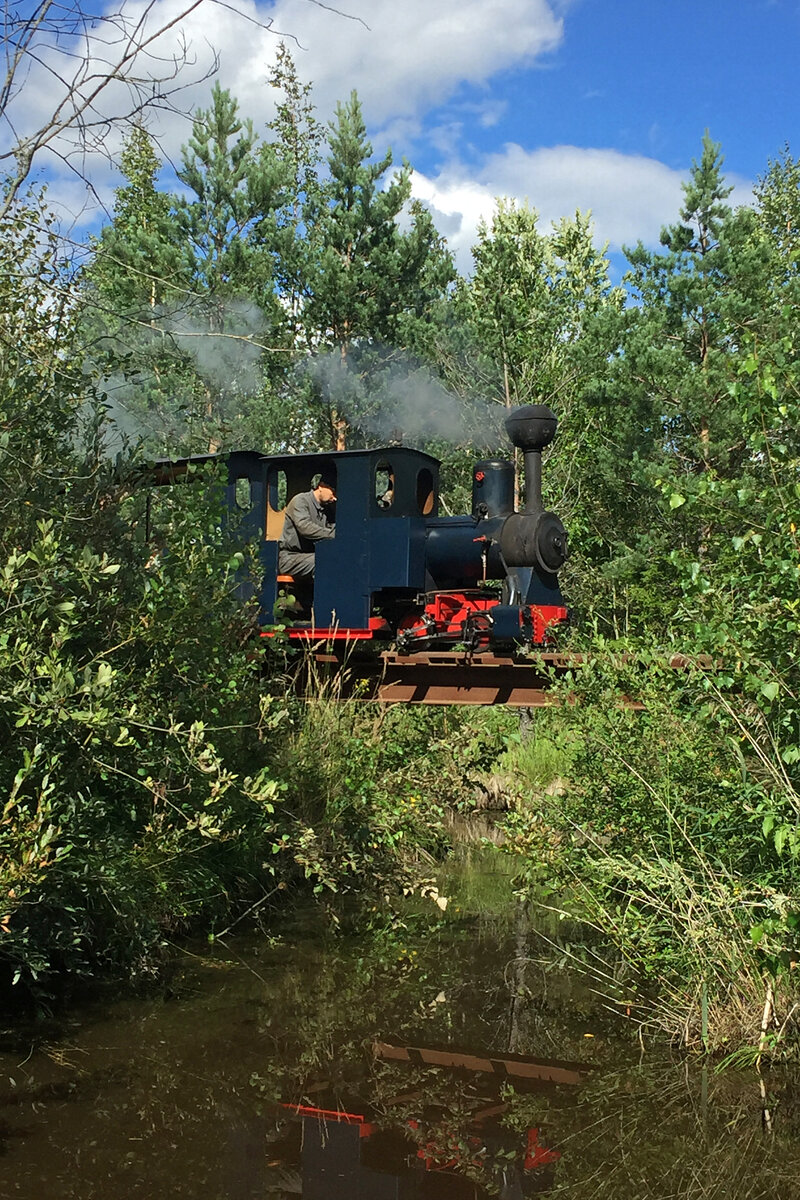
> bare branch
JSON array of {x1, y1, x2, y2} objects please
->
[
  {"x1": 296, "y1": 0, "x2": 368, "y2": 28},
  {"x1": 0, "y1": 0, "x2": 285, "y2": 219}
]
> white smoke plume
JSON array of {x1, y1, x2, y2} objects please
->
[
  {"x1": 96, "y1": 378, "x2": 153, "y2": 452},
  {"x1": 161, "y1": 298, "x2": 267, "y2": 400},
  {"x1": 303, "y1": 351, "x2": 503, "y2": 450},
  {"x1": 91, "y1": 297, "x2": 270, "y2": 454}
]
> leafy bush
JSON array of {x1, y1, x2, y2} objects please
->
[
  {"x1": 0, "y1": 487, "x2": 289, "y2": 996},
  {"x1": 499, "y1": 648, "x2": 800, "y2": 1052}
]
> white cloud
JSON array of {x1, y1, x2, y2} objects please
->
[
  {"x1": 412, "y1": 144, "x2": 753, "y2": 273},
  {"x1": 150, "y1": 0, "x2": 564, "y2": 137},
  {"x1": 3, "y1": 0, "x2": 566, "y2": 225},
  {"x1": 481, "y1": 143, "x2": 688, "y2": 245},
  {"x1": 267, "y1": 0, "x2": 564, "y2": 125},
  {"x1": 411, "y1": 171, "x2": 497, "y2": 266}
]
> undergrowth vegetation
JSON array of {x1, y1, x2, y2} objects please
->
[
  {"x1": 0, "y1": 494, "x2": 485, "y2": 1002},
  {"x1": 496, "y1": 652, "x2": 800, "y2": 1057},
  {"x1": 0, "y1": 198, "x2": 478, "y2": 1007}
]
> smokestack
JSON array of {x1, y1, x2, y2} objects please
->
[
  {"x1": 504, "y1": 404, "x2": 557, "y2": 514},
  {"x1": 499, "y1": 404, "x2": 567, "y2": 573}
]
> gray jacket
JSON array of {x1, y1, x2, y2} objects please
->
[{"x1": 279, "y1": 490, "x2": 335, "y2": 554}]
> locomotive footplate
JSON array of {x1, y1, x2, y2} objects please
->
[{"x1": 316, "y1": 650, "x2": 580, "y2": 707}]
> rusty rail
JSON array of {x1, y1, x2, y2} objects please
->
[
  {"x1": 309, "y1": 650, "x2": 578, "y2": 707},
  {"x1": 373, "y1": 1039, "x2": 590, "y2": 1084}
]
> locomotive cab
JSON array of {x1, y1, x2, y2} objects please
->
[{"x1": 259, "y1": 447, "x2": 440, "y2": 633}]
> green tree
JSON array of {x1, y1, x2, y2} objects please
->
[
  {"x1": 0, "y1": 193, "x2": 288, "y2": 998},
  {"x1": 235, "y1": 44, "x2": 328, "y2": 453},
  {"x1": 82, "y1": 125, "x2": 196, "y2": 454},
  {"x1": 91, "y1": 124, "x2": 188, "y2": 314},
  {"x1": 177, "y1": 84, "x2": 280, "y2": 302},
  {"x1": 446, "y1": 200, "x2": 621, "y2": 515},
  {"x1": 621, "y1": 131, "x2": 768, "y2": 476},
  {"x1": 569, "y1": 133, "x2": 772, "y2": 635},
  {"x1": 300, "y1": 91, "x2": 455, "y2": 449},
  {"x1": 175, "y1": 84, "x2": 291, "y2": 451},
  {"x1": 268, "y1": 41, "x2": 324, "y2": 317},
  {"x1": 0, "y1": 192, "x2": 86, "y2": 546},
  {"x1": 754, "y1": 144, "x2": 800, "y2": 289}
]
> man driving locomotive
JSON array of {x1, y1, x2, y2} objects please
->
[{"x1": 278, "y1": 471, "x2": 336, "y2": 578}]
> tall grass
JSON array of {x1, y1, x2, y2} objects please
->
[{"x1": 493, "y1": 667, "x2": 800, "y2": 1057}]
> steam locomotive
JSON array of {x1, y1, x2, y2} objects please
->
[{"x1": 150, "y1": 403, "x2": 568, "y2": 655}]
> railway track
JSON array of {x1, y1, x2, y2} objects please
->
[{"x1": 304, "y1": 648, "x2": 706, "y2": 707}]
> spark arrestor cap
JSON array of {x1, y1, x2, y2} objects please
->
[{"x1": 504, "y1": 404, "x2": 557, "y2": 452}]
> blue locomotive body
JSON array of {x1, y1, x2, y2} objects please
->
[{"x1": 149, "y1": 405, "x2": 569, "y2": 654}]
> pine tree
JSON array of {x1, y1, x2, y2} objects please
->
[
  {"x1": 305, "y1": 91, "x2": 410, "y2": 359},
  {"x1": 91, "y1": 124, "x2": 188, "y2": 315},
  {"x1": 301, "y1": 90, "x2": 455, "y2": 448},
  {"x1": 175, "y1": 85, "x2": 290, "y2": 449},
  {"x1": 622, "y1": 130, "x2": 767, "y2": 473},
  {"x1": 177, "y1": 84, "x2": 287, "y2": 306},
  {"x1": 265, "y1": 44, "x2": 324, "y2": 397},
  {"x1": 81, "y1": 125, "x2": 196, "y2": 454}
]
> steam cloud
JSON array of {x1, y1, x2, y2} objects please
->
[
  {"x1": 93, "y1": 298, "x2": 268, "y2": 453},
  {"x1": 161, "y1": 299, "x2": 266, "y2": 400},
  {"x1": 304, "y1": 352, "x2": 501, "y2": 449},
  {"x1": 93, "y1": 308, "x2": 504, "y2": 457}
]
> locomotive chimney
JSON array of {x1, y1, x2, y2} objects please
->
[
  {"x1": 498, "y1": 403, "x2": 566, "y2": 574},
  {"x1": 504, "y1": 404, "x2": 557, "y2": 514}
]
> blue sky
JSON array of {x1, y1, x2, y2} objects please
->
[
  {"x1": 597, "y1": 1, "x2": 795, "y2": 174},
  {"x1": 6, "y1": 0, "x2": 799, "y2": 272},
  {"x1": 462, "y1": 0, "x2": 799, "y2": 179}
]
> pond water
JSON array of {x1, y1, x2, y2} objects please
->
[{"x1": 1, "y1": 851, "x2": 799, "y2": 1200}]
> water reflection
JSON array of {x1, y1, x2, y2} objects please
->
[
  {"x1": 0, "y1": 861, "x2": 798, "y2": 1199},
  {"x1": 267, "y1": 1036, "x2": 585, "y2": 1199},
  {"x1": 283, "y1": 1107, "x2": 551, "y2": 1199}
]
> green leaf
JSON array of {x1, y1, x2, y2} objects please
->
[{"x1": 669, "y1": 493, "x2": 686, "y2": 509}]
